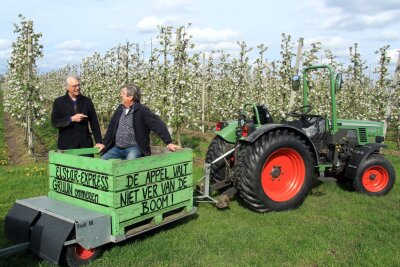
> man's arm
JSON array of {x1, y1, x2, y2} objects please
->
[
  {"x1": 51, "y1": 98, "x2": 71, "y2": 128},
  {"x1": 166, "y1": 143, "x2": 180, "y2": 151},
  {"x1": 144, "y1": 112, "x2": 180, "y2": 152},
  {"x1": 143, "y1": 108, "x2": 172, "y2": 145}
]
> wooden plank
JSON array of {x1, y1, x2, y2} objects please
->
[
  {"x1": 54, "y1": 147, "x2": 101, "y2": 155},
  {"x1": 119, "y1": 201, "x2": 192, "y2": 232},
  {"x1": 48, "y1": 190, "x2": 112, "y2": 215},
  {"x1": 112, "y1": 162, "x2": 192, "y2": 191},
  {"x1": 49, "y1": 177, "x2": 114, "y2": 206},
  {"x1": 113, "y1": 149, "x2": 193, "y2": 176},
  {"x1": 115, "y1": 176, "x2": 193, "y2": 208},
  {"x1": 116, "y1": 188, "x2": 193, "y2": 222},
  {"x1": 49, "y1": 151, "x2": 115, "y2": 175},
  {"x1": 49, "y1": 164, "x2": 113, "y2": 191}
]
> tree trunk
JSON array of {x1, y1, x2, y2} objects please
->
[
  {"x1": 383, "y1": 51, "x2": 400, "y2": 136},
  {"x1": 27, "y1": 104, "x2": 34, "y2": 155},
  {"x1": 176, "y1": 126, "x2": 182, "y2": 147},
  {"x1": 24, "y1": 113, "x2": 28, "y2": 144},
  {"x1": 201, "y1": 53, "x2": 206, "y2": 133},
  {"x1": 397, "y1": 122, "x2": 400, "y2": 150}
]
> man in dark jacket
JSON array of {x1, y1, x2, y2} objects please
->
[
  {"x1": 101, "y1": 84, "x2": 179, "y2": 160},
  {"x1": 51, "y1": 76, "x2": 104, "y2": 150}
]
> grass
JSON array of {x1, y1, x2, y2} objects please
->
[
  {"x1": 34, "y1": 118, "x2": 58, "y2": 152},
  {"x1": 0, "y1": 119, "x2": 400, "y2": 266},
  {"x1": 0, "y1": 158, "x2": 399, "y2": 267},
  {"x1": 0, "y1": 153, "x2": 399, "y2": 266},
  {"x1": 0, "y1": 164, "x2": 48, "y2": 266}
]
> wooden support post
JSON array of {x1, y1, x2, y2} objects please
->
[
  {"x1": 202, "y1": 53, "x2": 206, "y2": 133},
  {"x1": 174, "y1": 27, "x2": 182, "y2": 147},
  {"x1": 289, "y1": 37, "x2": 304, "y2": 109},
  {"x1": 124, "y1": 40, "x2": 129, "y2": 84}
]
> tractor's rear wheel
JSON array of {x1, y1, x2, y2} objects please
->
[
  {"x1": 237, "y1": 130, "x2": 315, "y2": 212},
  {"x1": 205, "y1": 136, "x2": 235, "y2": 183},
  {"x1": 354, "y1": 154, "x2": 395, "y2": 196},
  {"x1": 64, "y1": 244, "x2": 103, "y2": 267}
]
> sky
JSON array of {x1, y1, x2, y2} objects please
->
[{"x1": 0, "y1": 0, "x2": 399, "y2": 77}]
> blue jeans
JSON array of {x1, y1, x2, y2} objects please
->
[{"x1": 101, "y1": 146, "x2": 143, "y2": 160}]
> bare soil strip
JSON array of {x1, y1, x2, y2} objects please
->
[{"x1": 3, "y1": 113, "x2": 47, "y2": 164}]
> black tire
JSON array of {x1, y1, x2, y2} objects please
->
[
  {"x1": 63, "y1": 244, "x2": 103, "y2": 267},
  {"x1": 354, "y1": 154, "x2": 396, "y2": 196},
  {"x1": 236, "y1": 130, "x2": 315, "y2": 212},
  {"x1": 205, "y1": 136, "x2": 235, "y2": 183}
]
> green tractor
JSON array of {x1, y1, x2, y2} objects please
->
[{"x1": 204, "y1": 64, "x2": 396, "y2": 212}]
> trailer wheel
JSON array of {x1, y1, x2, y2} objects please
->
[
  {"x1": 64, "y1": 244, "x2": 103, "y2": 267},
  {"x1": 354, "y1": 154, "x2": 395, "y2": 196},
  {"x1": 205, "y1": 136, "x2": 235, "y2": 183},
  {"x1": 237, "y1": 130, "x2": 315, "y2": 212}
]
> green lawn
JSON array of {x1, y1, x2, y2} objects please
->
[{"x1": 0, "y1": 152, "x2": 399, "y2": 267}]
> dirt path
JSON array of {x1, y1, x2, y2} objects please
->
[{"x1": 3, "y1": 113, "x2": 47, "y2": 164}]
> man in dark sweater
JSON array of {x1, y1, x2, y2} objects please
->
[
  {"x1": 51, "y1": 76, "x2": 104, "y2": 151},
  {"x1": 101, "y1": 84, "x2": 179, "y2": 160}
]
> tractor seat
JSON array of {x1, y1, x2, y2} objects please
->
[
  {"x1": 301, "y1": 116, "x2": 326, "y2": 138},
  {"x1": 257, "y1": 105, "x2": 273, "y2": 124}
]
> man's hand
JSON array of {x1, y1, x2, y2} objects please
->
[
  {"x1": 95, "y1": 143, "x2": 105, "y2": 152},
  {"x1": 167, "y1": 143, "x2": 180, "y2": 152},
  {"x1": 71, "y1": 113, "x2": 88, "y2": 122}
]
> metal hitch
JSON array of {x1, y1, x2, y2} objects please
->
[{"x1": 195, "y1": 148, "x2": 236, "y2": 208}]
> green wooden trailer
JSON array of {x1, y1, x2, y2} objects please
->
[{"x1": 2, "y1": 147, "x2": 196, "y2": 266}]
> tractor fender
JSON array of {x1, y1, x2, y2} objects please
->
[
  {"x1": 216, "y1": 120, "x2": 238, "y2": 144},
  {"x1": 344, "y1": 143, "x2": 387, "y2": 180},
  {"x1": 242, "y1": 123, "x2": 320, "y2": 164}
]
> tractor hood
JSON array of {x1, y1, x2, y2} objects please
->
[
  {"x1": 337, "y1": 119, "x2": 383, "y2": 132},
  {"x1": 337, "y1": 119, "x2": 384, "y2": 142}
]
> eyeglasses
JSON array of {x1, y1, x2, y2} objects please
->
[{"x1": 70, "y1": 84, "x2": 80, "y2": 88}]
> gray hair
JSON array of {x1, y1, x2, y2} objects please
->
[
  {"x1": 123, "y1": 84, "x2": 141, "y2": 103},
  {"x1": 65, "y1": 75, "x2": 80, "y2": 88}
]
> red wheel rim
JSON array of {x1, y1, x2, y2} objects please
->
[
  {"x1": 362, "y1": 165, "x2": 389, "y2": 192},
  {"x1": 75, "y1": 245, "x2": 95, "y2": 260},
  {"x1": 261, "y1": 148, "x2": 305, "y2": 202}
]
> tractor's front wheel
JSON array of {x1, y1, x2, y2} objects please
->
[
  {"x1": 237, "y1": 130, "x2": 315, "y2": 212},
  {"x1": 354, "y1": 154, "x2": 395, "y2": 196},
  {"x1": 64, "y1": 244, "x2": 103, "y2": 267},
  {"x1": 205, "y1": 136, "x2": 235, "y2": 183}
]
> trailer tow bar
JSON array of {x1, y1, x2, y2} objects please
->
[
  {"x1": 194, "y1": 148, "x2": 236, "y2": 208},
  {"x1": 0, "y1": 242, "x2": 29, "y2": 257}
]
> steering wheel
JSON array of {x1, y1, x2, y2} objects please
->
[{"x1": 287, "y1": 105, "x2": 313, "y2": 118}]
